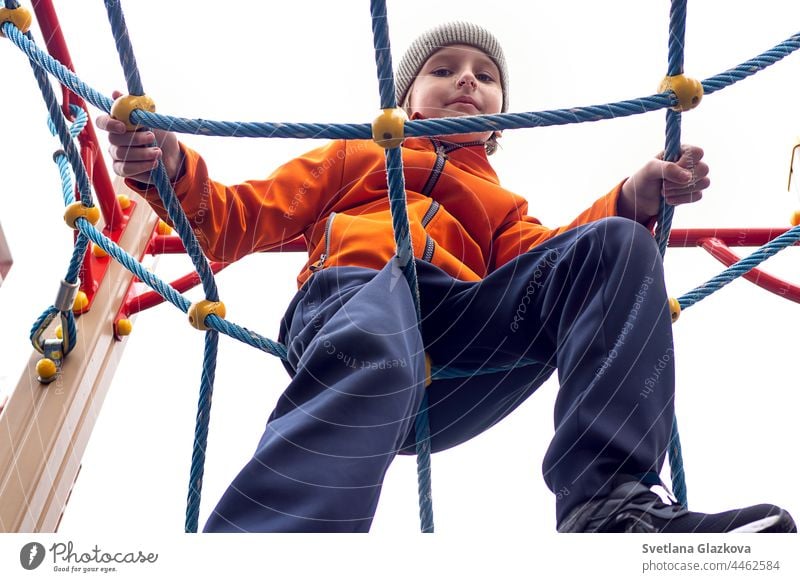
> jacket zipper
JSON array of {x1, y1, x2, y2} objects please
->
[
  {"x1": 310, "y1": 211, "x2": 336, "y2": 272},
  {"x1": 309, "y1": 139, "x2": 482, "y2": 272},
  {"x1": 418, "y1": 138, "x2": 484, "y2": 263},
  {"x1": 420, "y1": 138, "x2": 447, "y2": 196},
  {"x1": 421, "y1": 199, "x2": 440, "y2": 227},
  {"x1": 420, "y1": 137, "x2": 486, "y2": 196},
  {"x1": 422, "y1": 234, "x2": 435, "y2": 262}
]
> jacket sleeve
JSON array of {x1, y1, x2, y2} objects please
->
[
  {"x1": 126, "y1": 140, "x2": 345, "y2": 262},
  {"x1": 490, "y1": 179, "x2": 629, "y2": 270}
]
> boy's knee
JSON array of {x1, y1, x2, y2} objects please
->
[{"x1": 590, "y1": 216, "x2": 659, "y2": 257}]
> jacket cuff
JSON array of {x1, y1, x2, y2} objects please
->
[{"x1": 613, "y1": 177, "x2": 658, "y2": 234}]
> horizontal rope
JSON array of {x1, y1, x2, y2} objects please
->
[{"x1": 3, "y1": 21, "x2": 798, "y2": 139}]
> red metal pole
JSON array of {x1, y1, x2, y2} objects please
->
[
  {"x1": 668, "y1": 228, "x2": 795, "y2": 248},
  {"x1": 148, "y1": 234, "x2": 308, "y2": 255},
  {"x1": 698, "y1": 237, "x2": 800, "y2": 304},
  {"x1": 31, "y1": 0, "x2": 124, "y2": 232},
  {"x1": 122, "y1": 262, "x2": 230, "y2": 316}
]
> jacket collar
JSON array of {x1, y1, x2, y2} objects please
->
[{"x1": 403, "y1": 136, "x2": 500, "y2": 185}]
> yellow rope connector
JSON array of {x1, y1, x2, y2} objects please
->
[
  {"x1": 64, "y1": 202, "x2": 100, "y2": 229},
  {"x1": 188, "y1": 299, "x2": 226, "y2": 331},
  {"x1": 0, "y1": 7, "x2": 32, "y2": 38},
  {"x1": 658, "y1": 74, "x2": 703, "y2": 112},
  {"x1": 372, "y1": 108, "x2": 407, "y2": 149},
  {"x1": 791, "y1": 210, "x2": 800, "y2": 227},
  {"x1": 110, "y1": 94, "x2": 156, "y2": 131},
  {"x1": 424, "y1": 352, "x2": 433, "y2": 388},
  {"x1": 668, "y1": 297, "x2": 681, "y2": 323}
]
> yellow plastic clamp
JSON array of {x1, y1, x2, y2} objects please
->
[
  {"x1": 0, "y1": 7, "x2": 32, "y2": 38},
  {"x1": 658, "y1": 74, "x2": 703, "y2": 112},
  {"x1": 36, "y1": 358, "x2": 58, "y2": 383},
  {"x1": 372, "y1": 108, "x2": 407, "y2": 149},
  {"x1": 73, "y1": 290, "x2": 89, "y2": 313},
  {"x1": 117, "y1": 194, "x2": 132, "y2": 210},
  {"x1": 156, "y1": 220, "x2": 173, "y2": 235},
  {"x1": 188, "y1": 299, "x2": 226, "y2": 331},
  {"x1": 92, "y1": 242, "x2": 109, "y2": 258},
  {"x1": 64, "y1": 202, "x2": 101, "y2": 229},
  {"x1": 424, "y1": 352, "x2": 433, "y2": 388},
  {"x1": 668, "y1": 297, "x2": 681, "y2": 323},
  {"x1": 115, "y1": 318, "x2": 133, "y2": 337},
  {"x1": 110, "y1": 94, "x2": 156, "y2": 131},
  {"x1": 790, "y1": 210, "x2": 800, "y2": 228}
]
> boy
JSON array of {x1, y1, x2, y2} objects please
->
[{"x1": 97, "y1": 22, "x2": 795, "y2": 533}]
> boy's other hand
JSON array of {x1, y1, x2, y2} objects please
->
[
  {"x1": 95, "y1": 90, "x2": 183, "y2": 185},
  {"x1": 618, "y1": 144, "x2": 710, "y2": 225}
]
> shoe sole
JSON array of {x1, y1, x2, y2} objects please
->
[{"x1": 729, "y1": 511, "x2": 796, "y2": 533}]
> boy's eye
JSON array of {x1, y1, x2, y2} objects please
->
[
  {"x1": 431, "y1": 68, "x2": 452, "y2": 77},
  {"x1": 477, "y1": 73, "x2": 494, "y2": 82}
]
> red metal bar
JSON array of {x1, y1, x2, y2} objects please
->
[
  {"x1": 148, "y1": 234, "x2": 308, "y2": 255},
  {"x1": 699, "y1": 237, "x2": 800, "y2": 303},
  {"x1": 668, "y1": 228, "x2": 795, "y2": 248},
  {"x1": 31, "y1": 0, "x2": 124, "y2": 232},
  {"x1": 121, "y1": 262, "x2": 230, "y2": 318}
]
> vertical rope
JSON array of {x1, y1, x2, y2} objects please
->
[
  {"x1": 102, "y1": 0, "x2": 218, "y2": 302},
  {"x1": 369, "y1": 0, "x2": 433, "y2": 533},
  {"x1": 21, "y1": 18, "x2": 93, "y2": 361},
  {"x1": 103, "y1": 0, "x2": 144, "y2": 96},
  {"x1": 659, "y1": 0, "x2": 689, "y2": 508},
  {"x1": 102, "y1": 0, "x2": 220, "y2": 531},
  {"x1": 185, "y1": 330, "x2": 219, "y2": 533}
]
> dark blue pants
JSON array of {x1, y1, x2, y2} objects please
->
[{"x1": 203, "y1": 217, "x2": 675, "y2": 532}]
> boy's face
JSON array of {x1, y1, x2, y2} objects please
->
[{"x1": 406, "y1": 44, "x2": 503, "y2": 145}]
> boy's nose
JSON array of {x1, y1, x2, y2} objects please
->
[{"x1": 456, "y1": 75, "x2": 477, "y2": 89}]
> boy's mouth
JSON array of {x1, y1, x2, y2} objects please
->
[{"x1": 447, "y1": 97, "x2": 480, "y2": 112}]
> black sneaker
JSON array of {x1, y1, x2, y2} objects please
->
[{"x1": 558, "y1": 480, "x2": 796, "y2": 533}]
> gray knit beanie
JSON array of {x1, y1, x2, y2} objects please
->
[{"x1": 396, "y1": 21, "x2": 509, "y2": 113}]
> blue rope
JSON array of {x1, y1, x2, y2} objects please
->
[
  {"x1": 369, "y1": 0, "x2": 397, "y2": 110},
  {"x1": 185, "y1": 330, "x2": 219, "y2": 533},
  {"x1": 102, "y1": 0, "x2": 223, "y2": 532},
  {"x1": 369, "y1": 0, "x2": 433, "y2": 534},
  {"x1": 4, "y1": 21, "x2": 799, "y2": 139},
  {"x1": 657, "y1": 0, "x2": 688, "y2": 509},
  {"x1": 103, "y1": 0, "x2": 144, "y2": 96},
  {"x1": 101, "y1": 1, "x2": 217, "y2": 303},
  {"x1": 21, "y1": 17, "x2": 94, "y2": 361}
]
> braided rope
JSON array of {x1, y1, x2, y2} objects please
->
[
  {"x1": 3, "y1": 21, "x2": 798, "y2": 139},
  {"x1": 101, "y1": 0, "x2": 221, "y2": 531},
  {"x1": 658, "y1": 0, "x2": 689, "y2": 509},
  {"x1": 369, "y1": 0, "x2": 433, "y2": 534}
]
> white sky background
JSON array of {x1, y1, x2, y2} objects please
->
[{"x1": 1, "y1": 0, "x2": 800, "y2": 543}]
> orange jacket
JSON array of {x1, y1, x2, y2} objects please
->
[{"x1": 129, "y1": 137, "x2": 625, "y2": 289}]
